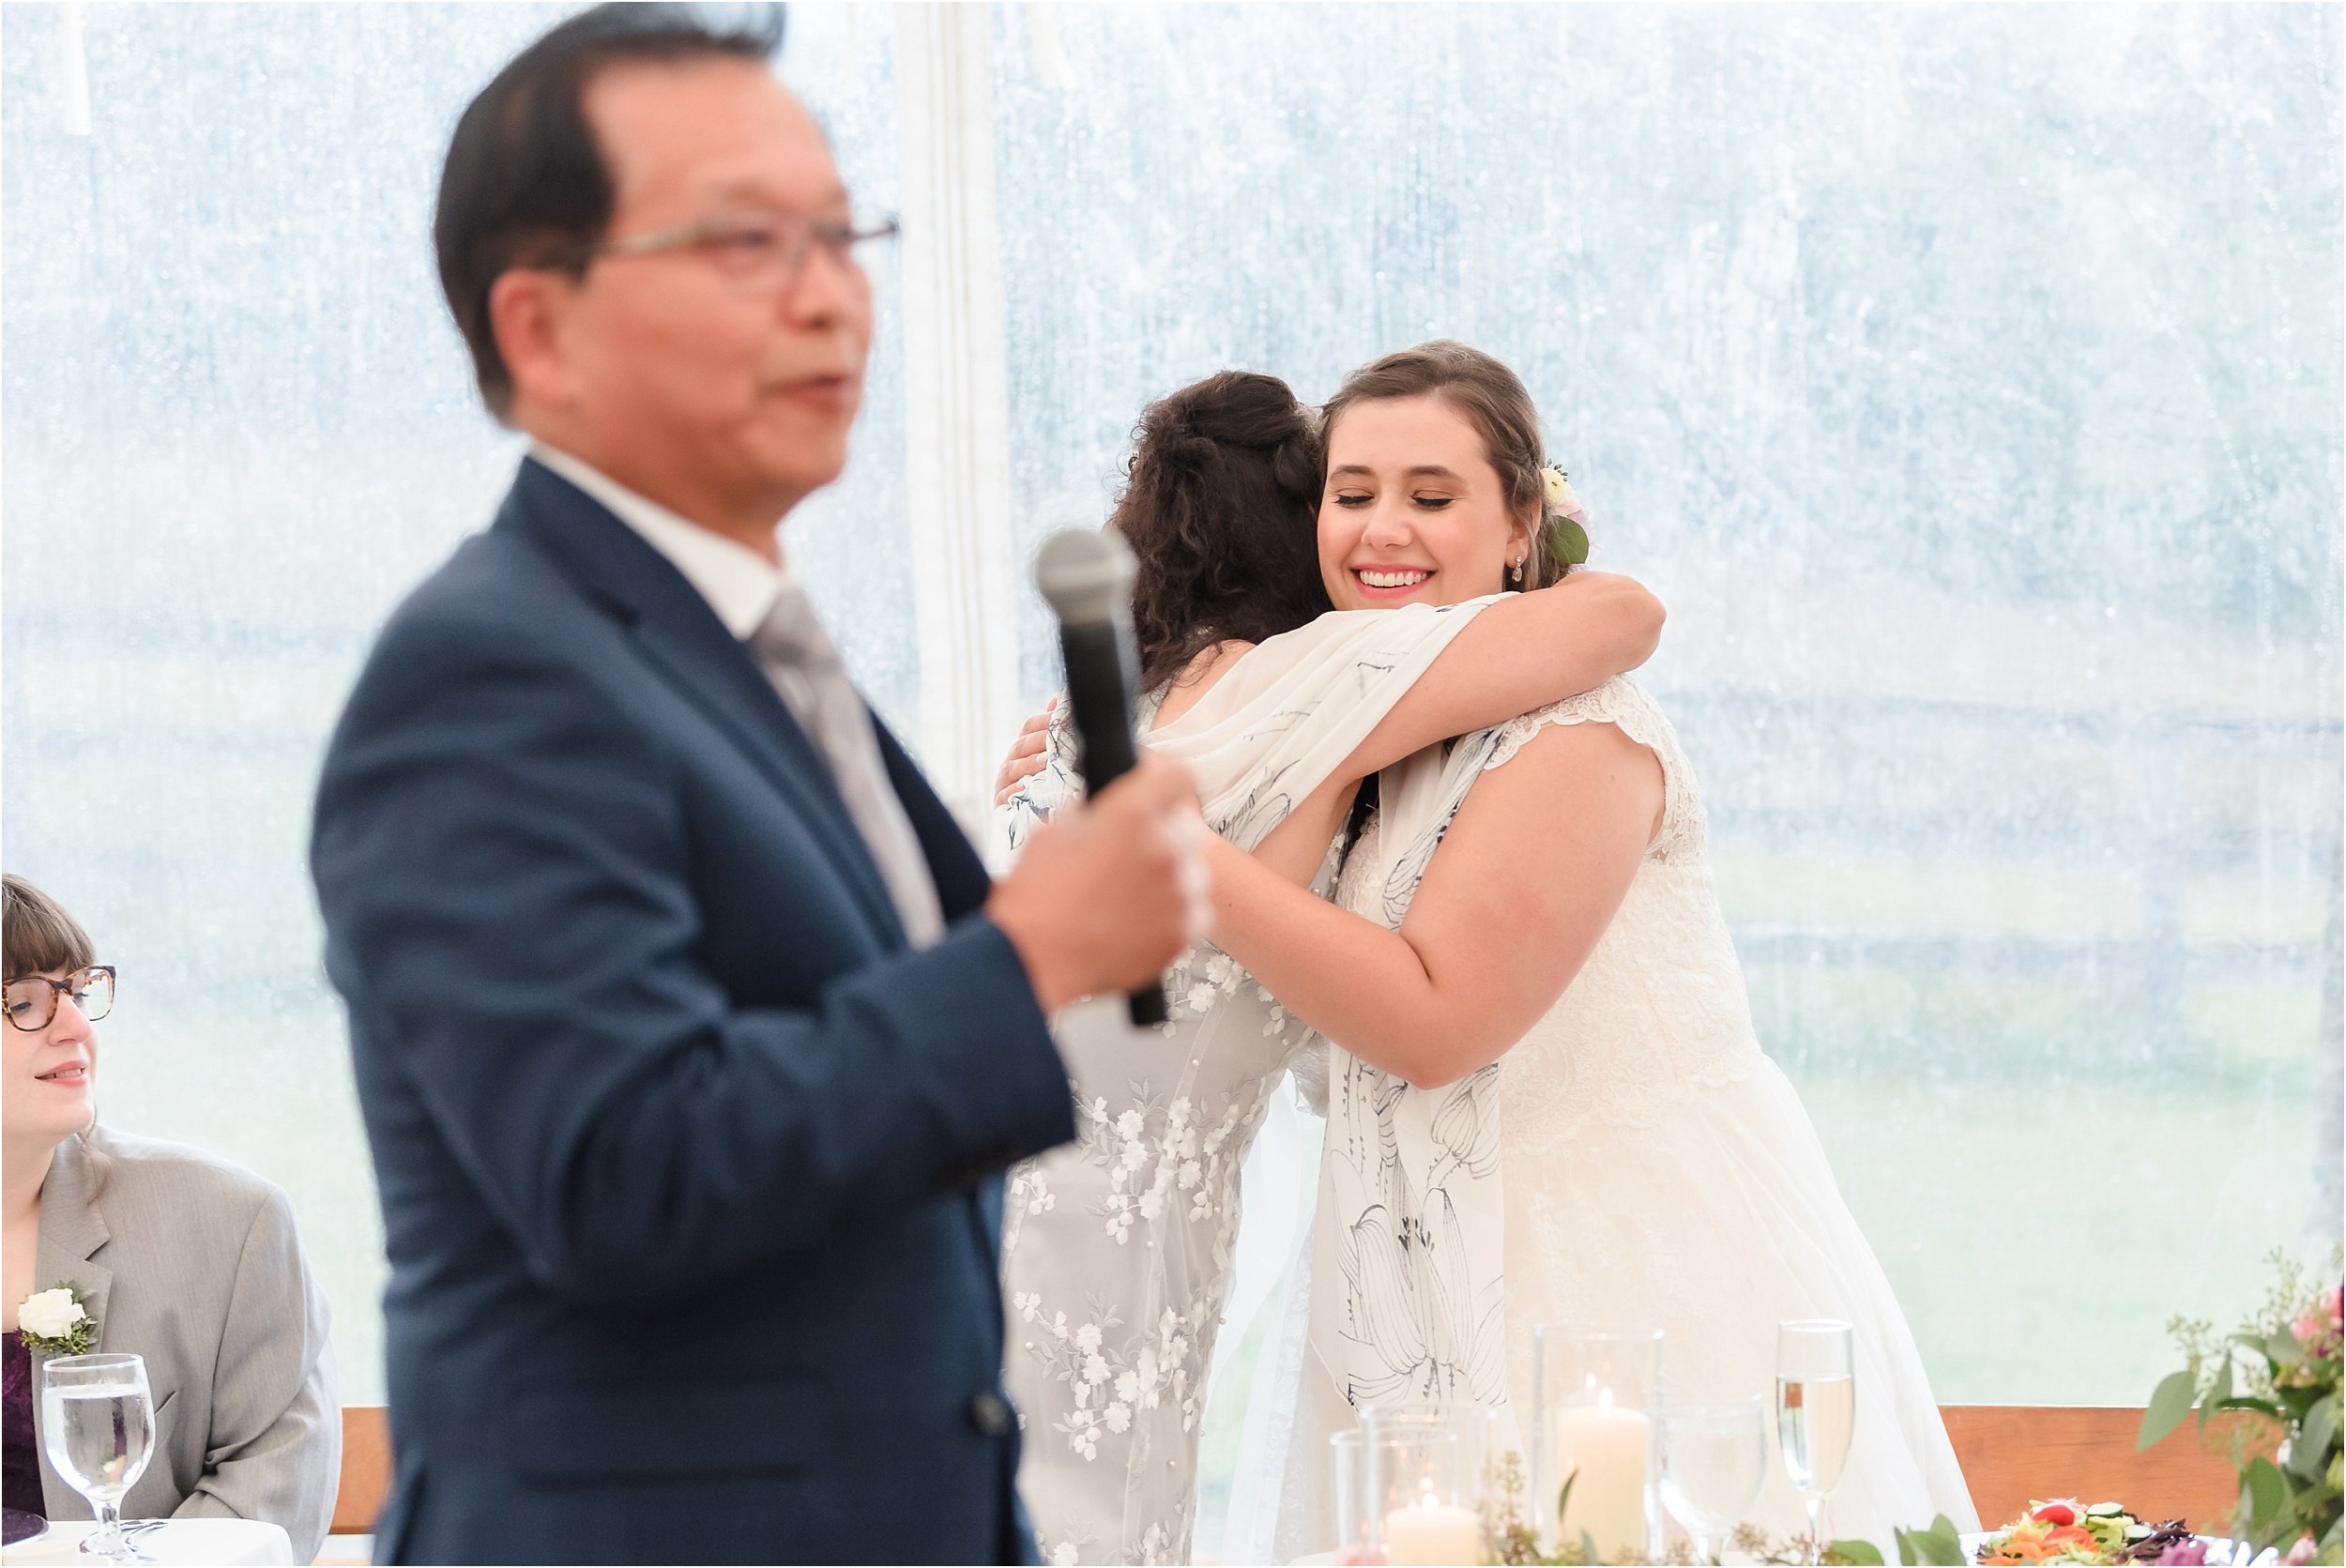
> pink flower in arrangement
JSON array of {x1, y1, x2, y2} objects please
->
[
  {"x1": 2281, "y1": 1535, "x2": 2319, "y2": 1566},
  {"x1": 2153, "y1": 1540, "x2": 2209, "y2": 1566},
  {"x1": 2286, "y1": 1283, "x2": 2346, "y2": 1366}
]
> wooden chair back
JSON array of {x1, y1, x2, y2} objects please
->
[
  {"x1": 1941, "y1": 1405, "x2": 2248, "y2": 1533},
  {"x1": 332, "y1": 1404, "x2": 393, "y2": 1538}
]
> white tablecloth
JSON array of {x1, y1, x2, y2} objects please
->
[{"x1": 3, "y1": 1518, "x2": 293, "y2": 1566}]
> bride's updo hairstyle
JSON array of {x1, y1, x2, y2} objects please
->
[
  {"x1": 1318, "y1": 340, "x2": 1566, "y2": 593},
  {"x1": 1111, "y1": 370, "x2": 1335, "y2": 692}
]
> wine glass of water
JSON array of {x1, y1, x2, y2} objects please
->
[
  {"x1": 1659, "y1": 1394, "x2": 1768, "y2": 1563},
  {"x1": 39, "y1": 1353, "x2": 157, "y2": 1563},
  {"x1": 1775, "y1": 1320, "x2": 1855, "y2": 1568}
]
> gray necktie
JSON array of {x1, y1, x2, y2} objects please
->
[{"x1": 750, "y1": 581, "x2": 946, "y2": 949}]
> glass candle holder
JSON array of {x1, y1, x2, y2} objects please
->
[
  {"x1": 1531, "y1": 1324, "x2": 1664, "y2": 1562},
  {"x1": 1333, "y1": 1411, "x2": 1481, "y2": 1565}
]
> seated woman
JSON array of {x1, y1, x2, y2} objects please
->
[{"x1": 2, "y1": 875, "x2": 338, "y2": 1560}]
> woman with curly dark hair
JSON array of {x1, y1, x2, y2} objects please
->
[{"x1": 993, "y1": 365, "x2": 1664, "y2": 1565}]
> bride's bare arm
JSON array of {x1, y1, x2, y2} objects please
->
[{"x1": 1203, "y1": 719, "x2": 1663, "y2": 1087}]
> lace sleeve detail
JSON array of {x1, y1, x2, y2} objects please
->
[{"x1": 1480, "y1": 677, "x2": 1704, "y2": 861}]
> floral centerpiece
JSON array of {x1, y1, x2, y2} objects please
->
[{"x1": 2140, "y1": 1250, "x2": 2343, "y2": 1563}]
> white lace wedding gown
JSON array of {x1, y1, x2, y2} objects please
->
[
  {"x1": 1257, "y1": 677, "x2": 1977, "y2": 1561},
  {"x1": 996, "y1": 600, "x2": 1499, "y2": 1566}
]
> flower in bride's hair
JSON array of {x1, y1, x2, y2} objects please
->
[
  {"x1": 1541, "y1": 462, "x2": 1588, "y2": 525},
  {"x1": 1541, "y1": 461, "x2": 1592, "y2": 570},
  {"x1": 1541, "y1": 463, "x2": 1574, "y2": 514}
]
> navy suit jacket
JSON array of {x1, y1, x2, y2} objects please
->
[{"x1": 311, "y1": 459, "x2": 1077, "y2": 1564}]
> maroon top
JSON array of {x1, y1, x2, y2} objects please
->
[{"x1": 3, "y1": 1335, "x2": 41, "y2": 1519}]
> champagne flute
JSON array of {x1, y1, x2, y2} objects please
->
[
  {"x1": 1775, "y1": 1321, "x2": 1855, "y2": 1568},
  {"x1": 39, "y1": 1353, "x2": 156, "y2": 1563},
  {"x1": 1659, "y1": 1394, "x2": 1768, "y2": 1564}
]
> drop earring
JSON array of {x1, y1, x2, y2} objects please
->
[{"x1": 1509, "y1": 556, "x2": 1525, "y2": 586}]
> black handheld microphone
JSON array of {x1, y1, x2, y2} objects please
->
[{"x1": 1033, "y1": 528, "x2": 1171, "y2": 1028}]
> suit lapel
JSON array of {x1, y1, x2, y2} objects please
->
[
  {"x1": 868, "y1": 720, "x2": 1010, "y2": 1260},
  {"x1": 500, "y1": 461, "x2": 906, "y2": 947},
  {"x1": 35, "y1": 1134, "x2": 113, "y2": 1346},
  {"x1": 872, "y1": 716, "x2": 990, "y2": 921},
  {"x1": 34, "y1": 1134, "x2": 115, "y2": 1518}
]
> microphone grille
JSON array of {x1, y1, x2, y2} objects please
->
[{"x1": 1034, "y1": 529, "x2": 1137, "y2": 626}]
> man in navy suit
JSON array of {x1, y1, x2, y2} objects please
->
[{"x1": 310, "y1": 8, "x2": 1206, "y2": 1562}]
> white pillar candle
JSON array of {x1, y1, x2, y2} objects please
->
[
  {"x1": 1553, "y1": 1393, "x2": 1652, "y2": 1561},
  {"x1": 1381, "y1": 1494, "x2": 1483, "y2": 1566}
]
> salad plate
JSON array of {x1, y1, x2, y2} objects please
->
[{"x1": 1962, "y1": 1499, "x2": 2269, "y2": 1566}]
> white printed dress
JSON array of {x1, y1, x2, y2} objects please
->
[{"x1": 995, "y1": 600, "x2": 1497, "y2": 1566}]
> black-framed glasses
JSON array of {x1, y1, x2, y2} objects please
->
[
  {"x1": 580, "y1": 209, "x2": 901, "y2": 294},
  {"x1": 4, "y1": 966, "x2": 114, "y2": 1031}
]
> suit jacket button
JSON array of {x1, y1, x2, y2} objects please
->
[{"x1": 967, "y1": 1390, "x2": 1013, "y2": 1438}]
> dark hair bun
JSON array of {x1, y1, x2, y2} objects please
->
[{"x1": 1110, "y1": 372, "x2": 1334, "y2": 690}]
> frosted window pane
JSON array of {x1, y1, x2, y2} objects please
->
[
  {"x1": 989, "y1": 0, "x2": 2343, "y2": 1445},
  {"x1": 1, "y1": 2, "x2": 911, "y2": 1404}
]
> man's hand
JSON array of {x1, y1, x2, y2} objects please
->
[
  {"x1": 987, "y1": 754, "x2": 1210, "y2": 1012},
  {"x1": 994, "y1": 699, "x2": 1056, "y2": 807}
]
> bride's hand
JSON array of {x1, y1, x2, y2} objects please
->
[{"x1": 994, "y1": 698, "x2": 1057, "y2": 806}]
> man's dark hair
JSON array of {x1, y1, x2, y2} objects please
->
[
  {"x1": 1109, "y1": 372, "x2": 1335, "y2": 693},
  {"x1": 433, "y1": 3, "x2": 785, "y2": 419}
]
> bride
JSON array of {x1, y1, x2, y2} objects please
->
[
  {"x1": 1196, "y1": 342, "x2": 1978, "y2": 1560},
  {"x1": 994, "y1": 368, "x2": 1668, "y2": 1565}
]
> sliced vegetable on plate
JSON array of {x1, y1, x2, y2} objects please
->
[{"x1": 1971, "y1": 1499, "x2": 2197, "y2": 1565}]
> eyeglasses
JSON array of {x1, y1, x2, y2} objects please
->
[
  {"x1": 4, "y1": 967, "x2": 114, "y2": 1031},
  {"x1": 580, "y1": 209, "x2": 901, "y2": 294}
]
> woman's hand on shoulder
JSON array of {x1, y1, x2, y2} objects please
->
[{"x1": 994, "y1": 697, "x2": 1057, "y2": 807}]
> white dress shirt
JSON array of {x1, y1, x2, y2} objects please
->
[{"x1": 530, "y1": 441, "x2": 785, "y2": 638}]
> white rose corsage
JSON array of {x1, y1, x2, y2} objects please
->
[
  {"x1": 1541, "y1": 462, "x2": 1592, "y2": 570},
  {"x1": 17, "y1": 1284, "x2": 95, "y2": 1357}
]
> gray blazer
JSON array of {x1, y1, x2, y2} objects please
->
[{"x1": 30, "y1": 1126, "x2": 338, "y2": 1562}]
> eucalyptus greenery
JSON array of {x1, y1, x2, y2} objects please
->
[
  {"x1": 1471, "y1": 1448, "x2": 1939, "y2": 1566},
  {"x1": 1546, "y1": 513, "x2": 1591, "y2": 571},
  {"x1": 2139, "y1": 1249, "x2": 2343, "y2": 1563}
]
